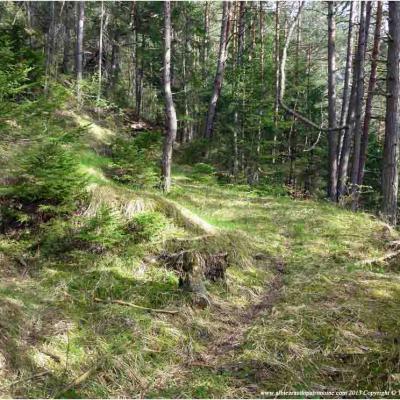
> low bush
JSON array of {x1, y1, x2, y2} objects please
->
[
  {"x1": 127, "y1": 211, "x2": 168, "y2": 243},
  {"x1": 108, "y1": 136, "x2": 159, "y2": 187},
  {"x1": 3, "y1": 141, "x2": 87, "y2": 205}
]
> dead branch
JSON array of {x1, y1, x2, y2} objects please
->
[
  {"x1": 358, "y1": 249, "x2": 400, "y2": 266},
  {"x1": 54, "y1": 366, "x2": 98, "y2": 398},
  {"x1": 93, "y1": 297, "x2": 179, "y2": 315}
]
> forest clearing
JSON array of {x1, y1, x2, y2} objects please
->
[{"x1": 1, "y1": 1, "x2": 400, "y2": 398}]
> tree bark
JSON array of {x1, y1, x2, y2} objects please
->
[
  {"x1": 357, "y1": 2, "x2": 382, "y2": 188},
  {"x1": 97, "y1": 1, "x2": 105, "y2": 104},
  {"x1": 273, "y1": 1, "x2": 280, "y2": 164},
  {"x1": 203, "y1": 1, "x2": 231, "y2": 139},
  {"x1": 76, "y1": 1, "x2": 85, "y2": 107},
  {"x1": 350, "y1": 2, "x2": 368, "y2": 208},
  {"x1": 337, "y1": 2, "x2": 355, "y2": 162},
  {"x1": 382, "y1": 2, "x2": 400, "y2": 225},
  {"x1": 62, "y1": 3, "x2": 71, "y2": 74},
  {"x1": 327, "y1": 2, "x2": 338, "y2": 201},
  {"x1": 338, "y1": 2, "x2": 365, "y2": 199},
  {"x1": 161, "y1": 1, "x2": 178, "y2": 193}
]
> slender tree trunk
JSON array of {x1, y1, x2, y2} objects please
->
[
  {"x1": 109, "y1": 31, "x2": 120, "y2": 96},
  {"x1": 233, "y1": 1, "x2": 245, "y2": 175},
  {"x1": 161, "y1": 1, "x2": 177, "y2": 193},
  {"x1": 357, "y1": 2, "x2": 382, "y2": 188},
  {"x1": 350, "y1": 2, "x2": 368, "y2": 207},
  {"x1": 203, "y1": 1, "x2": 231, "y2": 139},
  {"x1": 44, "y1": 2, "x2": 56, "y2": 92},
  {"x1": 97, "y1": 1, "x2": 104, "y2": 104},
  {"x1": 338, "y1": 2, "x2": 365, "y2": 200},
  {"x1": 273, "y1": 1, "x2": 280, "y2": 164},
  {"x1": 327, "y1": 2, "x2": 338, "y2": 201},
  {"x1": 202, "y1": 1, "x2": 209, "y2": 81},
  {"x1": 62, "y1": 4, "x2": 71, "y2": 74},
  {"x1": 135, "y1": 35, "x2": 144, "y2": 118},
  {"x1": 76, "y1": 1, "x2": 85, "y2": 107},
  {"x1": 337, "y1": 2, "x2": 355, "y2": 162},
  {"x1": 382, "y1": 2, "x2": 400, "y2": 225}
]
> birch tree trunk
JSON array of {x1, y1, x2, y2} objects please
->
[
  {"x1": 203, "y1": 1, "x2": 231, "y2": 139},
  {"x1": 161, "y1": 0, "x2": 177, "y2": 193},
  {"x1": 382, "y1": 2, "x2": 400, "y2": 225}
]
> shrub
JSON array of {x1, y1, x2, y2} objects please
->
[
  {"x1": 76, "y1": 205, "x2": 127, "y2": 252},
  {"x1": 109, "y1": 137, "x2": 158, "y2": 187},
  {"x1": 5, "y1": 141, "x2": 87, "y2": 205},
  {"x1": 39, "y1": 205, "x2": 128, "y2": 256},
  {"x1": 127, "y1": 211, "x2": 168, "y2": 243},
  {"x1": 192, "y1": 163, "x2": 216, "y2": 175}
]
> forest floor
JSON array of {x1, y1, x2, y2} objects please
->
[{"x1": 1, "y1": 111, "x2": 400, "y2": 398}]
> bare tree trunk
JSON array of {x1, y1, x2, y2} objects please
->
[
  {"x1": 161, "y1": 1, "x2": 177, "y2": 193},
  {"x1": 382, "y1": 2, "x2": 400, "y2": 225},
  {"x1": 44, "y1": 2, "x2": 56, "y2": 93},
  {"x1": 233, "y1": 1, "x2": 245, "y2": 175},
  {"x1": 337, "y1": 2, "x2": 355, "y2": 162},
  {"x1": 350, "y1": 2, "x2": 368, "y2": 208},
  {"x1": 62, "y1": 3, "x2": 71, "y2": 74},
  {"x1": 109, "y1": 31, "x2": 120, "y2": 96},
  {"x1": 97, "y1": 1, "x2": 105, "y2": 105},
  {"x1": 135, "y1": 36, "x2": 144, "y2": 117},
  {"x1": 76, "y1": 1, "x2": 85, "y2": 107},
  {"x1": 273, "y1": 1, "x2": 280, "y2": 164},
  {"x1": 203, "y1": 1, "x2": 231, "y2": 139},
  {"x1": 327, "y1": 1, "x2": 338, "y2": 201},
  {"x1": 338, "y1": 2, "x2": 365, "y2": 200},
  {"x1": 357, "y1": 2, "x2": 382, "y2": 188},
  {"x1": 202, "y1": 1, "x2": 210, "y2": 81}
]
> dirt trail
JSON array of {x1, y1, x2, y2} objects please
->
[{"x1": 187, "y1": 258, "x2": 285, "y2": 383}]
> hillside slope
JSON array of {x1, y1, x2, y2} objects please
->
[{"x1": 1, "y1": 113, "x2": 400, "y2": 398}]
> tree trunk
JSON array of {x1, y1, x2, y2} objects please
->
[
  {"x1": 203, "y1": 1, "x2": 231, "y2": 139},
  {"x1": 337, "y1": 2, "x2": 355, "y2": 162},
  {"x1": 232, "y1": 1, "x2": 245, "y2": 175},
  {"x1": 161, "y1": 1, "x2": 178, "y2": 193},
  {"x1": 44, "y1": 2, "x2": 56, "y2": 92},
  {"x1": 382, "y1": 2, "x2": 400, "y2": 225},
  {"x1": 350, "y1": 2, "x2": 368, "y2": 208},
  {"x1": 273, "y1": 1, "x2": 280, "y2": 164},
  {"x1": 327, "y1": 2, "x2": 338, "y2": 201},
  {"x1": 97, "y1": 1, "x2": 105, "y2": 104},
  {"x1": 76, "y1": 1, "x2": 85, "y2": 107},
  {"x1": 338, "y1": 2, "x2": 365, "y2": 200},
  {"x1": 357, "y1": 2, "x2": 382, "y2": 188},
  {"x1": 62, "y1": 3, "x2": 71, "y2": 74}
]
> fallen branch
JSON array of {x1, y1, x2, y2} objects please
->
[
  {"x1": 54, "y1": 366, "x2": 98, "y2": 398},
  {"x1": 358, "y1": 249, "x2": 400, "y2": 266},
  {"x1": 93, "y1": 297, "x2": 179, "y2": 315}
]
